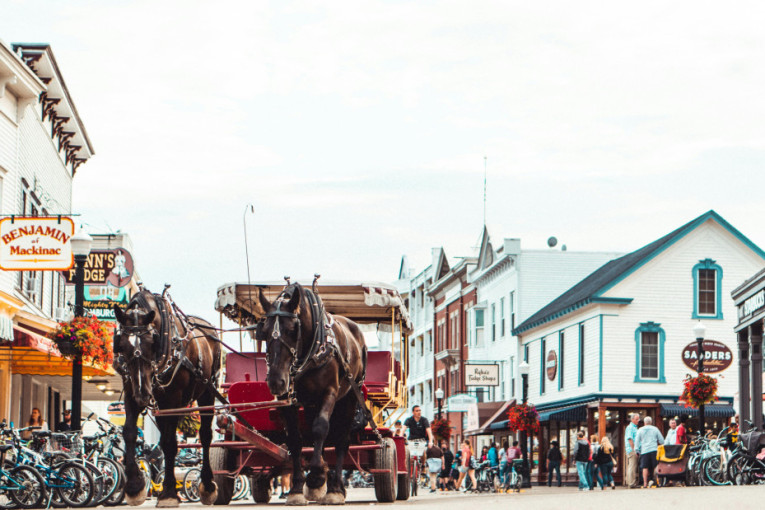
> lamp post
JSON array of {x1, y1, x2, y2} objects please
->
[
  {"x1": 435, "y1": 387, "x2": 444, "y2": 420},
  {"x1": 70, "y1": 229, "x2": 92, "y2": 431},
  {"x1": 519, "y1": 360, "x2": 531, "y2": 488},
  {"x1": 693, "y1": 321, "x2": 707, "y2": 438}
]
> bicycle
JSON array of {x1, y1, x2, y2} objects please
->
[
  {"x1": 0, "y1": 444, "x2": 45, "y2": 509},
  {"x1": 408, "y1": 439, "x2": 428, "y2": 496},
  {"x1": 727, "y1": 421, "x2": 765, "y2": 485},
  {"x1": 502, "y1": 459, "x2": 523, "y2": 492}
]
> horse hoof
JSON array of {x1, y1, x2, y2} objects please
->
[
  {"x1": 304, "y1": 483, "x2": 327, "y2": 501},
  {"x1": 156, "y1": 497, "x2": 180, "y2": 508},
  {"x1": 319, "y1": 492, "x2": 345, "y2": 505},
  {"x1": 286, "y1": 494, "x2": 309, "y2": 506},
  {"x1": 199, "y1": 480, "x2": 218, "y2": 505},
  {"x1": 125, "y1": 486, "x2": 147, "y2": 506}
]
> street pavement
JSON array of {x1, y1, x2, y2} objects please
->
[{"x1": 144, "y1": 484, "x2": 765, "y2": 509}]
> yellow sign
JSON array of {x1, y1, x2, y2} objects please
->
[{"x1": 0, "y1": 217, "x2": 74, "y2": 270}]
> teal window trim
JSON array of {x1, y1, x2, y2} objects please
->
[
  {"x1": 540, "y1": 337, "x2": 546, "y2": 395},
  {"x1": 578, "y1": 322, "x2": 585, "y2": 386},
  {"x1": 634, "y1": 321, "x2": 666, "y2": 383},
  {"x1": 558, "y1": 331, "x2": 564, "y2": 391},
  {"x1": 692, "y1": 258, "x2": 723, "y2": 320}
]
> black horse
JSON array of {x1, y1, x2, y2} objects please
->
[
  {"x1": 258, "y1": 283, "x2": 367, "y2": 505},
  {"x1": 113, "y1": 289, "x2": 222, "y2": 507}
]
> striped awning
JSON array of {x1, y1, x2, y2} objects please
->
[
  {"x1": 538, "y1": 403, "x2": 588, "y2": 422},
  {"x1": 660, "y1": 403, "x2": 735, "y2": 418}
]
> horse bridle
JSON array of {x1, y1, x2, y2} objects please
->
[{"x1": 264, "y1": 297, "x2": 303, "y2": 377}]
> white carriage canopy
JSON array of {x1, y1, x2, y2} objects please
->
[{"x1": 214, "y1": 281, "x2": 412, "y2": 335}]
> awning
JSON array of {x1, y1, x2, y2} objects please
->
[
  {"x1": 0, "y1": 326, "x2": 114, "y2": 377},
  {"x1": 464, "y1": 400, "x2": 515, "y2": 436},
  {"x1": 538, "y1": 403, "x2": 588, "y2": 422},
  {"x1": 660, "y1": 403, "x2": 735, "y2": 418}
]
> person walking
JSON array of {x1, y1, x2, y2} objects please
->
[
  {"x1": 588, "y1": 434, "x2": 600, "y2": 489},
  {"x1": 665, "y1": 419, "x2": 678, "y2": 445},
  {"x1": 424, "y1": 443, "x2": 444, "y2": 493},
  {"x1": 455, "y1": 439, "x2": 478, "y2": 491},
  {"x1": 498, "y1": 440, "x2": 508, "y2": 486},
  {"x1": 594, "y1": 436, "x2": 616, "y2": 490},
  {"x1": 439, "y1": 440, "x2": 454, "y2": 491},
  {"x1": 635, "y1": 416, "x2": 664, "y2": 488},
  {"x1": 547, "y1": 440, "x2": 562, "y2": 487},
  {"x1": 624, "y1": 412, "x2": 640, "y2": 488},
  {"x1": 573, "y1": 431, "x2": 590, "y2": 491}
]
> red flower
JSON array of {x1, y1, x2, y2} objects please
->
[
  {"x1": 507, "y1": 404, "x2": 540, "y2": 434},
  {"x1": 49, "y1": 316, "x2": 113, "y2": 368},
  {"x1": 680, "y1": 374, "x2": 718, "y2": 409}
]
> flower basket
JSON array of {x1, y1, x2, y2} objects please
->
[
  {"x1": 50, "y1": 316, "x2": 114, "y2": 367},
  {"x1": 680, "y1": 373, "x2": 718, "y2": 409},
  {"x1": 430, "y1": 418, "x2": 452, "y2": 441},
  {"x1": 506, "y1": 403, "x2": 540, "y2": 435}
]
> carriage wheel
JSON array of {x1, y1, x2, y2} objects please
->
[
  {"x1": 396, "y1": 446, "x2": 411, "y2": 501},
  {"x1": 210, "y1": 447, "x2": 235, "y2": 505},
  {"x1": 373, "y1": 438, "x2": 398, "y2": 503},
  {"x1": 250, "y1": 476, "x2": 272, "y2": 504}
]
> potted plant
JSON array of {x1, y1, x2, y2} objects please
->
[
  {"x1": 506, "y1": 403, "x2": 540, "y2": 434},
  {"x1": 430, "y1": 417, "x2": 452, "y2": 441},
  {"x1": 50, "y1": 316, "x2": 114, "y2": 367},
  {"x1": 680, "y1": 373, "x2": 718, "y2": 408}
]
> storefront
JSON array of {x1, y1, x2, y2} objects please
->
[{"x1": 732, "y1": 267, "x2": 765, "y2": 430}]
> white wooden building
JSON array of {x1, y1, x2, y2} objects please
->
[{"x1": 513, "y1": 210, "x2": 765, "y2": 484}]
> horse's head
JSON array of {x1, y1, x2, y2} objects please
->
[
  {"x1": 113, "y1": 301, "x2": 157, "y2": 409},
  {"x1": 257, "y1": 284, "x2": 307, "y2": 397}
]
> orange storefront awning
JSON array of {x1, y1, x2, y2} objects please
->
[{"x1": 0, "y1": 326, "x2": 114, "y2": 377}]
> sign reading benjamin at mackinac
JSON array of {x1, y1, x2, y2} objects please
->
[
  {"x1": 0, "y1": 217, "x2": 75, "y2": 270},
  {"x1": 681, "y1": 340, "x2": 733, "y2": 374},
  {"x1": 465, "y1": 364, "x2": 500, "y2": 386}
]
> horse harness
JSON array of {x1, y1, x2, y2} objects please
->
[
  {"x1": 260, "y1": 286, "x2": 378, "y2": 436},
  {"x1": 115, "y1": 292, "x2": 221, "y2": 406}
]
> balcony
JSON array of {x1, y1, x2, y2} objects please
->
[{"x1": 435, "y1": 348, "x2": 460, "y2": 367}]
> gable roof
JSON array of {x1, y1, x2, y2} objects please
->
[
  {"x1": 477, "y1": 226, "x2": 495, "y2": 270},
  {"x1": 513, "y1": 210, "x2": 765, "y2": 335}
]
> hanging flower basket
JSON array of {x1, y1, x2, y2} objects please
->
[
  {"x1": 430, "y1": 418, "x2": 452, "y2": 441},
  {"x1": 50, "y1": 316, "x2": 114, "y2": 367},
  {"x1": 506, "y1": 403, "x2": 540, "y2": 434},
  {"x1": 680, "y1": 373, "x2": 718, "y2": 409}
]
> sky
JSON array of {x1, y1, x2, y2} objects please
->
[{"x1": 3, "y1": 1, "x2": 765, "y2": 327}]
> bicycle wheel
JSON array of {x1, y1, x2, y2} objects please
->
[
  {"x1": 96, "y1": 458, "x2": 121, "y2": 504},
  {"x1": 183, "y1": 468, "x2": 201, "y2": 503},
  {"x1": 727, "y1": 454, "x2": 753, "y2": 486},
  {"x1": 232, "y1": 474, "x2": 249, "y2": 501},
  {"x1": 81, "y1": 461, "x2": 104, "y2": 506},
  {"x1": 514, "y1": 473, "x2": 522, "y2": 492},
  {"x1": 7, "y1": 465, "x2": 45, "y2": 509},
  {"x1": 104, "y1": 462, "x2": 125, "y2": 506},
  {"x1": 56, "y1": 462, "x2": 94, "y2": 508},
  {"x1": 410, "y1": 460, "x2": 418, "y2": 497},
  {"x1": 703, "y1": 456, "x2": 729, "y2": 486}
]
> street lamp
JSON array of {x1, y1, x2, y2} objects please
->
[
  {"x1": 70, "y1": 228, "x2": 92, "y2": 431},
  {"x1": 519, "y1": 361, "x2": 531, "y2": 488},
  {"x1": 693, "y1": 321, "x2": 707, "y2": 438},
  {"x1": 435, "y1": 387, "x2": 444, "y2": 420}
]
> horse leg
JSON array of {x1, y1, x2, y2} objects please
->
[
  {"x1": 320, "y1": 395, "x2": 355, "y2": 505},
  {"x1": 304, "y1": 390, "x2": 337, "y2": 501},
  {"x1": 123, "y1": 395, "x2": 148, "y2": 506},
  {"x1": 197, "y1": 390, "x2": 218, "y2": 505},
  {"x1": 279, "y1": 405, "x2": 307, "y2": 506},
  {"x1": 156, "y1": 414, "x2": 181, "y2": 507}
]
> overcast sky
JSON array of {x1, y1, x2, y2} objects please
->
[{"x1": 4, "y1": 1, "x2": 765, "y2": 326}]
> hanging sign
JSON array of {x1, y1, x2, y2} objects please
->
[
  {"x1": 447, "y1": 393, "x2": 478, "y2": 412},
  {"x1": 547, "y1": 350, "x2": 558, "y2": 381},
  {"x1": 63, "y1": 248, "x2": 134, "y2": 287},
  {"x1": 465, "y1": 364, "x2": 500, "y2": 386},
  {"x1": 681, "y1": 340, "x2": 733, "y2": 374},
  {"x1": 0, "y1": 217, "x2": 74, "y2": 270}
]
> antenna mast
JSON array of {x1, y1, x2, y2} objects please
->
[{"x1": 483, "y1": 156, "x2": 487, "y2": 225}]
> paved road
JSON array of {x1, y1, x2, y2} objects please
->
[{"x1": 152, "y1": 484, "x2": 764, "y2": 509}]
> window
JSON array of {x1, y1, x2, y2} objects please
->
[
  {"x1": 578, "y1": 324, "x2": 585, "y2": 385},
  {"x1": 524, "y1": 344, "x2": 529, "y2": 362},
  {"x1": 540, "y1": 338, "x2": 546, "y2": 394},
  {"x1": 500, "y1": 297, "x2": 505, "y2": 337},
  {"x1": 693, "y1": 259, "x2": 723, "y2": 319},
  {"x1": 635, "y1": 322, "x2": 666, "y2": 382},
  {"x1": 559, "y1": 332, "x2": 565, "y2": 390},
  {"x1": 491, "y1": 304, "x2": 496, "y2": 342},
  {"x1": 475, "y1": 309, "x2": 485, "y2": 346},
  {"x1": 510, "y1": 356, "x2": 515, "y2": 397},
  {"x1": 509, "y1": 291, "x2": 516, "y2": 331},
  {"x1": 449, "y1": 311, "x2": 460, "y2": 349}
]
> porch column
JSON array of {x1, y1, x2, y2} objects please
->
[
  {"x1": 738, "y1": 329, "x2": 751, "y2": 426},
  {"x1": 750, "y1": 321, "x2": 763, "y2": 430},
  {"x1": 598, "y1": 404, "x2": 606, "y2": 439}
]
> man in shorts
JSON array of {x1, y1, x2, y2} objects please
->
[
  {"x1": 424, "y1": 443, "x2": 444, "y2": 493},
  {"x1": 635, "y1": 416, "x2": 664, "y2": 488}
]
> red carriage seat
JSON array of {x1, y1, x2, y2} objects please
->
[
  {"x1": 224, "y1": 352, "x2": 268, "y2": 387},
  {"x1": 364, "y1": 350, "x2": 392, "y2": 395}
]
